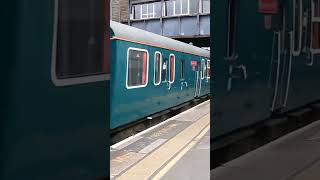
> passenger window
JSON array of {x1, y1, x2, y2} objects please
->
[
  {"x1": 311, "y1": 0, "x2": 320, "y2": 51},
  {"x1": 207, "y1": 60, "x2": 210, "y2": 79},
  {"x1": 154, "y1": 52, "x2": 162, "y2": 85},
  {"x1": 226, "y1": 0, "x2": 238, "y2": 59},
  {"x1": 169, "y1": 54, "x2": 175, "y2": 83},
  {"x1": 162, "y1": 59, "x2": 168, "y2": 82},
  {"x1": 127, "y1": 48, "x2": 149, "y2": 88},
  {"x1": 293, "y1": 0, "x2": 302, "y2": 55},
  {"x1": 55, "y1": 0, "x2": 106, "y2": 79},
  {"x1": 201, "y1": 59, "x2": 205, "y2": 79},
  {"x1": 180, "y1": 59, "x2": 185, "y2": 80}
]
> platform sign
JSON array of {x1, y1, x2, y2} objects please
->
[{"x1": 191, "y1": 61, "x2": 197, "y2": 71}]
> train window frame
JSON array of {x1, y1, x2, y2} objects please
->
[
  {"x1": 201, "y1": 59, "x2": 205, "y2": 79},
  {"x1": 154, "y1": 51, "x2": 162, "y2": 86},
  {"x1": 292, "y1": 0, "x2": 303, "y2": 56},
  {"x1": 310, "y1": 0, "x2": 320, "y2": 53},
  {"x1": 225, "y1": 0, "x2": 238, "y2": 59},
  {"x1": 169, "y1": 54, "x2": 175, "y2": 84},
  {"x1": 51, "y1": 0, "x2": 109, "y2": 87},
  {"x1": 126, "y1": 47, "x2": 149, "y2": 89},
  {"x1": 207, "y1": 59, "x2": 210, "y2": 79},
  {"x1": 180, "y1": 59, "x2": 185, "y2": 80}
]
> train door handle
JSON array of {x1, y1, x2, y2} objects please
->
[
  {"x1": 224, "y1": 53, "x2": 239, "y2": 62},
  {"x1": 180, "y1": 82, "x2": 188, "y2": 91},
  {"x1": 227, "y1": 64, "x2": 247, "y2": 91},
  {"x1": 229, "y1": 64, "x2": 247, "y2": 80}
]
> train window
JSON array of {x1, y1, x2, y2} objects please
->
[
  {"x1": 201, "y1": 59, "x2": 205, "y2": 79},
  {"x1": 169, "y1": 54, "x2": 175, "y2": 83},
  {"x1": 293, "y1": 0, "x2": 303, "y2": 56},
  {"x1": 154, "y1": 52, "x2": 162, "y2": 85},
  {"x1": 311, "y1": 0, "x2": 320, "y2": 52},
  {"x1": 126, "y1": 48, "x2": 149, "y2": 89},
  {"x1": 207, "y1": 60, "x2": 210, "y2": 79},
  {"x1": 53, "y1": 0, "x2": 107, "y2": 85},
  {"x1": 162, "y1": 59, "x2": 168, "y2": 82},
  {"x1": 180, "y1": 59, "x2": 185, "y2": 80},
  {"x1": 226, "y1": 0, "x2": 238, "y2": 59}
]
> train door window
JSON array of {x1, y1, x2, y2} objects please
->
[
  {"x1": 311, "y1": 0, "x2": 320, "y2": 52},
  {"x1": 169, "y1": 54, "x2": 175, "y2": 83},
  {"x1": 293, "y1": 0, "x2": 303, "y2": 55},
  {"x1": 207, "y1": 60, "x2": 210, "y2": 79},
  {"x1": 53, "y1": 0, "x2": 107, "y2": 86},
  {"x1": 226, "y1": 0, "x2": 238, "y2": 59},
  {"x1": 180, "y1": 59, "x2": 185, "y2": 80},
  {"x1": 201, "y1": 59, "x2": 205, "y2": 79},
  {"x1": 162, "y1": 58, "x2": 168, "y2": 82},
  {"x1": 126, "y1": 48, "x2": 149, "y2": 89},
  {"x1": 154, "y1": 52, "x2": 162, "y2": 85}
]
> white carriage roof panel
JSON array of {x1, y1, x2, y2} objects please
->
[{"x1": 110, "y1": 21, "x2": 210, "y2": 58}]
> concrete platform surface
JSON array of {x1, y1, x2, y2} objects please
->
[
  {"x1": 111, "y1": 100, "x2": 210, "y2": 180},
  {"x1": 211, "y1": 120, "x2": 320, "y2": 180}
]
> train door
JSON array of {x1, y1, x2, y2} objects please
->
[
  {"x1": 212, "y1": 0, "x2": 274, "y2": 138},
  {"x1": 194, "y1": 60, "x2": 203, "y2": 97},
  {"x1": 280, "y1": 0, "x2": 320, "y2": 111},
  {"x1": 269, "y1": 2, "x2": 300, "y2": 112}
]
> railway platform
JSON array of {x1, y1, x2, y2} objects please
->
[
  {"x1": 110, "y1": 100, "x2": 210, "y2": 180},
  {"x1": 211, "y1": 119, "x2": 320, "y2": 180}
]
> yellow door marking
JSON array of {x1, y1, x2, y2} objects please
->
[
  {"x1": 152, "y1": 125, "x2": 210, "y2": 180},
  {"x1": 116, "y1": 114, "x2": 210, "y2": 180}
]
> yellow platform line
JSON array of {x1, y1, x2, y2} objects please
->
[
  {"x1": 153, "y1": 125, "x2": 210, "y2": 180},
  {"x1": 116, "y1": 113, "x2": 210, "y2": 180}
]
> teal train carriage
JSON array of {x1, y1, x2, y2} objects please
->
[
  {"x1": 212, "y1": 0, "x2": 320, "y2": 141},
  {"x1": 4, "y1": 0, "x2": 109, "y2": 179},
  {"x1": 110, "y1": 21, "x2": 210, "y2": 130}
]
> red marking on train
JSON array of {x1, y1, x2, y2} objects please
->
[
  {"x1": 258, "y1": 0, "x2": 279, "y2": 30},
  {"x1": 142, "y1": 52, "x2": 147, "y2": 84}
]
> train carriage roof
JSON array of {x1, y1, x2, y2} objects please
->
[{"x1": 110, "y1": 21, "x2": 210, "y2": 58}]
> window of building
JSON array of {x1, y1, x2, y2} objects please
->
[
  {"x1": 133, "y1": 4, "x2": 142, "y2": 20},
  {"x1": 180, "y1": 59, "x2": 185, "y2": 80},
  {"x1": 154, "y1": 52, "x2": 162, "y2": 85},
  {"x1": 175, "y1": 0, "x2": 189, "y2": 15},
  {"x1": 126, "y1": 48, "x2": 149, "y2": 89},
  {"x1": 162, "y1": 59, "x2": 168, "y2": 82},
  {"x1": 130, "y1": 0, "x2": 210, "y2": 20},
  {"x1": 141, "y1": 3, "x2": 154, "y2": 19},
  {"x1": 169, "y1": 54, "x2": 175, "y2": 83},
  {"x1": 163, "y1": 1, "x2": 175, "y2": 17},
  {"x1": 131, "y1": 2, "x2": 162, "y2": 20},
  {"x1": 189, "y1": 0, "x2": 199, "y2": 14},
  {"x1": 154, "y1": 2, "x2": 162, "y2": 17},
  {"x1": 55, "y1": 0, "x2": 106, "y2": 80},
  {"x1": 207, "y1": 59, "x2": 210, "y2": 79},
  {"x1": 201, "y1": 0, "x2": 210, "y2": 14}
]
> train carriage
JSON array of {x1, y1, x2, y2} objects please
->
[
  {"x1": 212, "y1": 0, "x2": 320, "y2": 140},
  {"x1": 110, "y1": 21, "x2": 210, "y2": 129}
]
